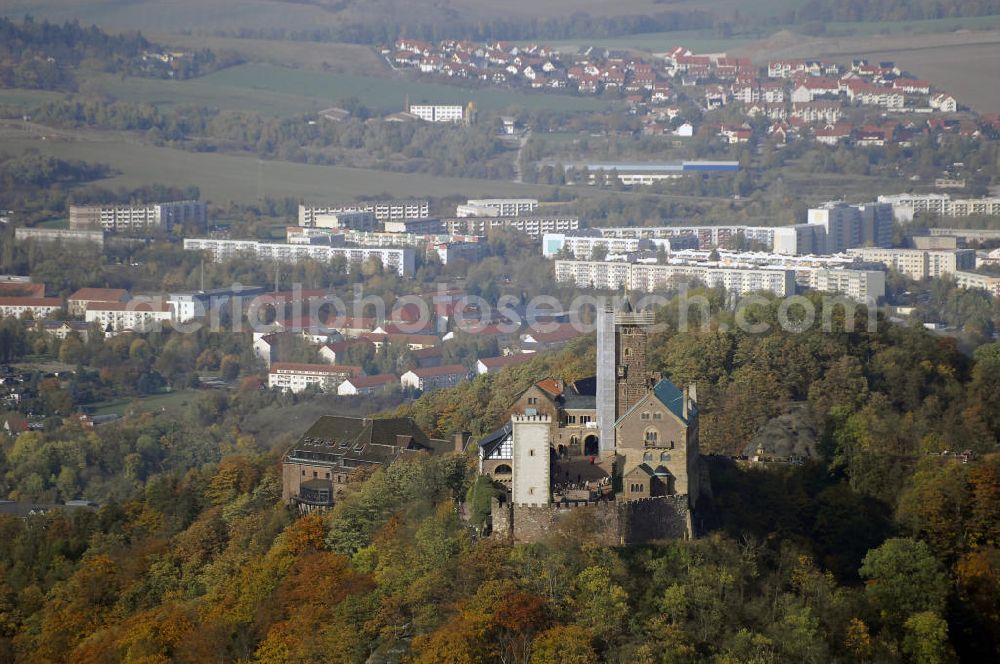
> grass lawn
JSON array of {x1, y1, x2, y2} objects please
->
[{"x1": 87, "y1": 389, "x2": 198, "y2": 417}]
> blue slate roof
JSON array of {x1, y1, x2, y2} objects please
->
[
  {"x1": 653, "y1": 379, "x2": 693, "y2": 424},
  {"x1": 615, "y1": 378, "x2": 696, "y2": 427}
]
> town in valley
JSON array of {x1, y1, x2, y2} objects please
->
[{"x1": 0, "y1": 2, "x2": 999, "y2": 662}]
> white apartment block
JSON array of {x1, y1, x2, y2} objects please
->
[
  {"x1": 183, "y1": 238, "x2": 415, "y2": 276},
  {"x1": 409, "y1": 104, "x2": 465, "y2": 123},
  {"x1": 310, "y1": 211, "x2": 378, "y2": 231},
  {"x1": 268, "y1": 363, "x2": 363, "y2": 393},
  {"x1": 84, "y1": 300, "x2": 173, "y2": 333},
  {"x1": 954, "y1": 271, "x2": 1000, "y2": 297},
  {"x1": 800, "y1": 268, "x2": 886, "y2": 301},
  {"x1": 445, "y1": 216, "x2": 579, "y2": 238},
  {"x1": 69, "y1": 201, "x2": 205, "y2": 232},
  {"x1": 846, "y1": 247, "x2": 976, "y2": 280},
  {"x1": 458, "y1": 199, "x2": 539, "y2": 217},
  {"x1": 878, "y1": 194, "x2": 1000, "y2": 222},
  {"x1": 0, "y1": 297, "x2": 62, "y2": 319},
  {"x1": 299, "y1": 200, "x2": 430, "y2": 224},
  {"x1": 597, "y1": 225, "x2": 776, "y2": 249},
  {"x1": 554, "y1": 260, "x2": 796, "y2": 297},
  {"x1": 542, "y1": 233, "x2": 650, "y2": 258}
]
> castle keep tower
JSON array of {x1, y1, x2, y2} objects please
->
[
  {"x1": 615, "y1": 305, "x2": 655, "y2": 419},
  {"x1": 596, "y1": 300, "x2": 656, "y2": 456}
]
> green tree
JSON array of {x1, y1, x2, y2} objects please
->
[
  {"x1": 859, "y1": 538, "x2": 949, "y2": 629},
  {"x1": 903, "y1": 612, "x2": 957, "y2": 664},
  {"x1": 531, "y1": 625, "x2": 598, "y2": 664}
]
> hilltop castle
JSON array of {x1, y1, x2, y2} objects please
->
[{"x1": 486, "y1": 300, "x2": 702, "y2": 544}]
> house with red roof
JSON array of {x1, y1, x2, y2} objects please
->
[
  {"x1": 476, "y1": 353, "x2": 535, "y2": 375},
  {"x1": 337, "y1": 374, "x2": 399, "y2": 396},
  {"x1": 400, "y1": 364, "x2": 468, "y2": 392}
]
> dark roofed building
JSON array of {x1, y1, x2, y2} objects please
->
[
  {"x1": 477, "y1": 421, "x2": 514, "y2": 483},
  {"x1": 282, "y1": 416, "x2": 448, "y2": 510}
]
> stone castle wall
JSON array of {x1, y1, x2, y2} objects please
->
[{"x1": 491, "y1": 495, "x2": 691, "y2": 544}]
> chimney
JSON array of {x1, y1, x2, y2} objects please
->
[
  {"x1": 689, "y1": 382, "x2": 697, "y2": 405},
  {"x1": 454, "y1": 431, "x2": 471, "y2": 453},
  {"x1": 682, "y1": 386, "x2": 688, "y2": 420}
]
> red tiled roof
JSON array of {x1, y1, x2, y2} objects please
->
[
  {"x1": 479, "y1": 354, "x2": 534, "y2": 369},
  {"x1": 535, "y1": 378, "x2": 563, "y2": 398},
  {"x1": 68, "y1": 287, "x2": 128, "y2": 302},
  {"x1": 344, "y1": 374, "x2": 398, "y2": 388},
  {"x1": 0, "y1": 297, "x2": 61, "y2": 307},
  {"x1": 411, "y1": 345, "x2": 444, "y2": 359},
  {"x1": 409, "y1": 363, "x2": 467, "y2": 378},
  {"x1": 0, "y1": 283, "x2": 44, "y2": 297}
]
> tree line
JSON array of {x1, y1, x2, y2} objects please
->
[{"x1": 0, "y1": 17, "x2": 228, "y2": 91}]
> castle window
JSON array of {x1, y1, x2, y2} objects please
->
[
  {"x1": 568, "y1": 415, "x2": 577, "y2": 424},
  {"x1": 527, "y1": 397, "x2": 538, "y2": 405},
  {"x1": 653, "y1": 412, "x2": 662, "y2": 420},
  {"x1": 644, "y1": 428, "x2": 659, "y2": 445},
  {"x1": 670, "y1": 441, "x2": 675, "y2": 450},
  {"x1": 580, "y1": 416, "x2": 591, "y2": 424},
  {"x1": 660, "y1": 452, "x2": 671, "y2": 462},
  {"x1": 643, "y1": 452, "x2": 653, "y2": 462},
  {"x1": 529, "y1": 449, "x2": 535, "y2": 456},
  {"x1": 623, "y1": 347, "x2": 632, "y2": 358},
  {"x1": 325, "y1": 472, "x2": 330, "y2": 479},
  {"x1": 641, "y1": 411, "x2": 650, "y2": 420}
]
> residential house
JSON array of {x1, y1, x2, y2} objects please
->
[
  {"x1": 337, "y1": 374, "x2": 399, "y2": 396},
  {"x1": 400, "y1": 364, "x2": 468, "y2": 392},
  {"x1": 476, "y1": 353, "x2": 535, "y2": 375}
]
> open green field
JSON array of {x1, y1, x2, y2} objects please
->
[
  {"x1": 0, "y1": 89, "x2": 66, "y2": 108},
  {"x1": 0, "y1": 132, "x2": 550, "y2": 204},
  {"x1": 81, "y1": 64, "x2": 614, "y2": 116},
  {"x1": 818, "y1": 14, "x2": 1000, "y2": 37},
  {"x1": 0, "y1": 0, "x2": 706, "y2": 32},
  {"x1": 549, "y1": 30, "x2": 753, "y2": 54},
  {"x1": 88, "y1": 389, "x2": 198, "y2": 417}
]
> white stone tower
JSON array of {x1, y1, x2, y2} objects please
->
[{"x1": 511, "y1": 415, "x2": 551, "y2": 505}]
